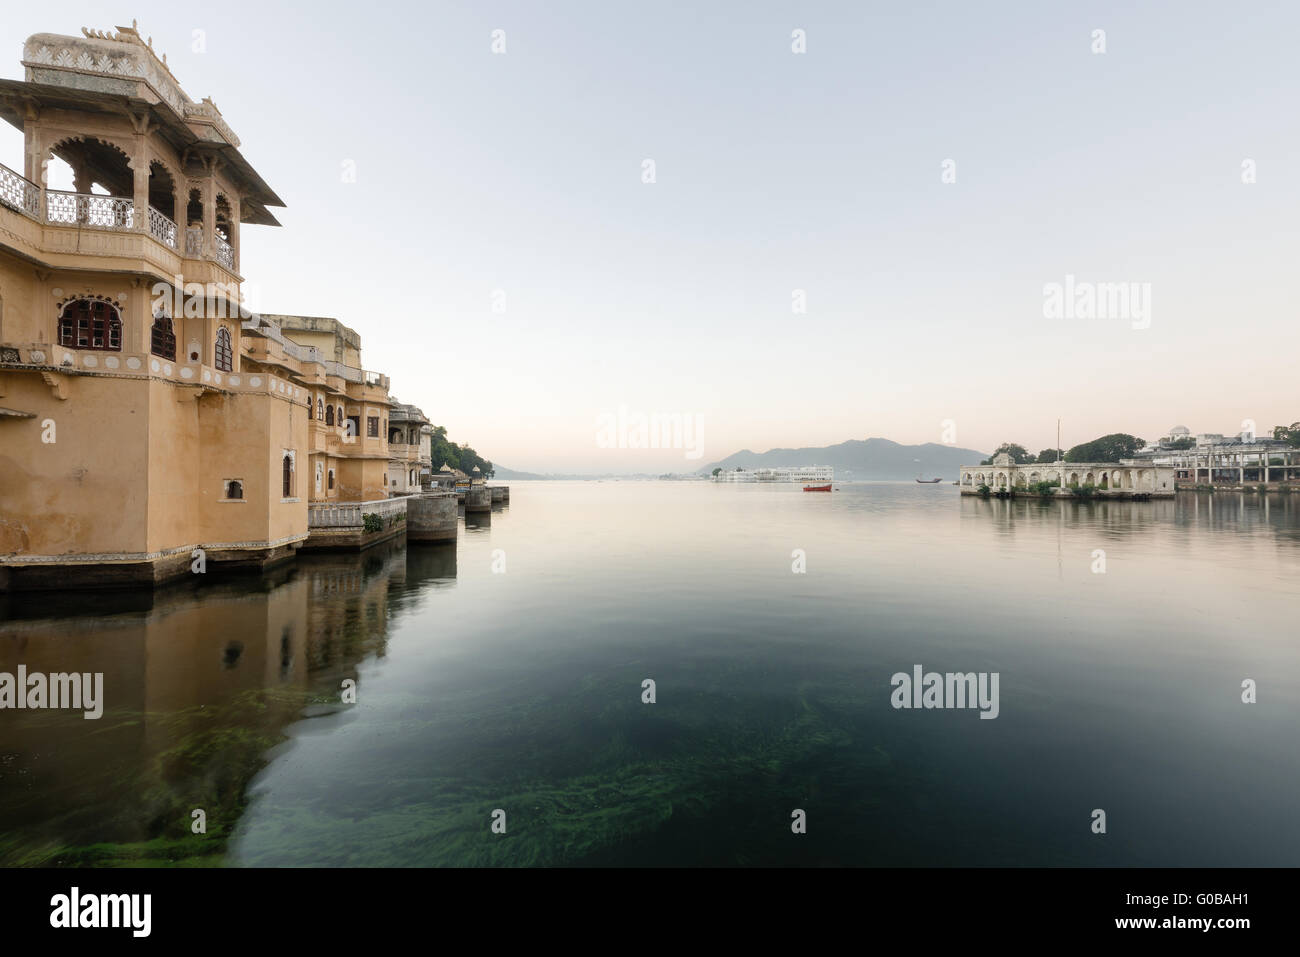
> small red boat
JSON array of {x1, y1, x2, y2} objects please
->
[{"x1": 803, "y1": 484, "x2": 832, "y2": 492}]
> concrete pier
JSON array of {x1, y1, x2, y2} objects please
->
[
  {"x1": 490, "y1": 486, "x2": 504, "y2": 504},
  {"x1": 502, "y1": 486, "x2": 509, "y2": 502},
  {"x1": 465, "y1": 485, "x2": 492, "y2": 513},
  {"x1": 406, "y1": 491, "x2": 459, "y2": 544}
]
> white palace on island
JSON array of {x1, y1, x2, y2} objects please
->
[
  {"x1": 714, "y1": 466, "x2": 834, "y2": 483},
  {"x1": 959, "y1": 424, "x2": 1300, "y2": 497},
  {"x1": 959, "y1": 454, "x2": 1176, "y2": 497}
]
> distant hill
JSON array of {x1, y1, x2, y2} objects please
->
[
  {"x1": 493, "y1": 465, "x2": 556, "y2": 480},
  {"x1": 492, "y1": 466, "x2": 639, "y2": 481},
  {"x1": 702, "y1": 438, "x2": 987, "y2": 480}
]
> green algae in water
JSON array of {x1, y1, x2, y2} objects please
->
[{"x1": 0, "y1": 687, "x2": 337, "y2": 867}]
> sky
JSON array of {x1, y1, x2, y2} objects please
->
[{"x1": 3, "y1": 1, "x2": 1298, "y2": 472}]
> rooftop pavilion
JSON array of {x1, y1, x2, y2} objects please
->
[{"x1": 0, "y1": 21, "x2": 284, "y2": 275}]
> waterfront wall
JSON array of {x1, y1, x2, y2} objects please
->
[{"x1": 407, "y1": 492, "x2": 458, "y2": 543}]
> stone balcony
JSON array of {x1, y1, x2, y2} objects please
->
[
  {"x1": 0, "y1": 341, "x2": 310, "y2": 405},
  {"x1": 387, "y1": 442, "x2": 427, "y2": 465},
  {"x1": 0, "y1": 161, "x2": 238, "y2": 279},
  {"x1": 240, "y1": 323, "x2": 390, "y2": 397}
]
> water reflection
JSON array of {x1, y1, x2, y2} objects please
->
[
  {"x1": 960, "y1": 489, "x2": 1300, "y2": 542},
  {"x1": 3, "y1": 484, "x2": 1299, "y2": 866},
  {"x1": 0, "y1": 538, "x2": 455, "y2": 865}
]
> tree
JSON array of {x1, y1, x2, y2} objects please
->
[
  {"x1": 980, "y1": 443, "x2": 1031, "y2": 465},
  {"x1": 429, "y1": 425, "x2": 494, "y2": 478},
  {"x1": 429, "y1": 425, "x2": 460, "y2": 471},
  {"x1": 711, "y1": 467, "x2": 722, "y2": 476},
  {"x1": 1167, "y1": 437, "x2": 1195, "y2": 450},
  {"x1": 1064, "y1": 433, "x2": 1142, "y2": 463},
  {"x1": 1273, "y1": 423, "x2": 1300, "y2": 448},
  {"x1": 1035, "y1": 448, "x2": 1061, "y2": 463}
]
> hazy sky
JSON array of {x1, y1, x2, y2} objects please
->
[{"x1": 4, "y1": 2, "x2": 1297, "y2": 472}]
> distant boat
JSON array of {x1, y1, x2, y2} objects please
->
[
  {"x1": 803, "y1": 484, "x2": 832, "y2": 492},
  {"x1": 913, "y1": 459, "x2": 942, "y2": 484}
]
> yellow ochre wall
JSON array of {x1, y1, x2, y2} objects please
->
[{"x1": 0, "y1": 372, "x2": 151, "y2": 556}]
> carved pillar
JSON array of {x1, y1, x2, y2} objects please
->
[
  {"x1": 229, "y1": 194, "x2": 241, "y2": 272},
  {"x1": 26, "y1": 128, "x2": 45, "y2": 221},
  {"x1": 73, "y1": 154, "x2": 95, "y2": 194},
  {"x1": 202, "y1": 172, "x2": 215, "y2": 257},
  {"x1": 24, "y1": 123, "x2": 42, "y2": 183}
]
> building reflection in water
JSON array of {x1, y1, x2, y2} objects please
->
[
  {"x1": 960, "y1": 490, "x2": 1300, "y2": 541},
  {"x1": 0, "y1": 539, "x2": 455, "y2": 865}
]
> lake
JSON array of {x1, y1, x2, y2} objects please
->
[{"x1": 2, "y1": 481, "x2": 1298, "y2": 866}]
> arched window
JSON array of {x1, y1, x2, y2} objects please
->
[
  {"x1": 214, "y1": 326, "x2": 233, "y2": 371},
  {"x1": 215, "y1": 194, "x2": 233, "y2": 243},
  {"x1": 58, "y1": 299, "x2": 121, "y2": 351},
  {"x1": 150, "y1": 314, "x2": 176, "y2": 360},
  {"x1": 224, "y1": 480, "x2": 243, "y2": 500},
  {"x1": 282, "y1": 453, "x2": 294, "y2": 498},
  {"x1": 316, "y1": 397, "x2": 324, "y2": 421},
  {"x1": 186, "y1": 188, "x2": 203, "y2": 228},
  {"x1": 308, "y1": 396, "x2": 314, "y2": 420},
  {"x1": 337, "y1": 406, "x2": 344, "y2": 427},
  {"x1": 325, "y1": 404, "x2": 335, "y2": 426}
]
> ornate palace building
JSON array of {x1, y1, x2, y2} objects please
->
[
  {"x1": 253, "y1": 315, "x2": 395, "y2": 504},
  {"x1": 387, "y1": 399, "x2": 432, "y2": 494},
  {"x1": 0, "y1": 23, "x2": 420, "y2": 589}
]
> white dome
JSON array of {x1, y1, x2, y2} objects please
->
[{"x1": 1169, "y1": 425, "x2": 1190, "y2": 436}]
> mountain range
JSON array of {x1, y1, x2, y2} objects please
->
[{"x1": 702, "y1": 438, "x2": 987, "y2": 480}]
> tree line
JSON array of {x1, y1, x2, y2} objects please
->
[
  {"x1": 429, "y1": 425, "x2": 494, "y2": 478},
  {"x1": 980, "y1": 423, "x2": 1300, "y2": 465}
]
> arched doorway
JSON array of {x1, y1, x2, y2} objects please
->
[{"x1": 45, "y1": 136, "x2": 134, "y2": 227}]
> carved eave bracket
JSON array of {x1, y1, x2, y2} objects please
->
[{"x1": 39, "y1": 370, "x2": 68, "y2": 400}]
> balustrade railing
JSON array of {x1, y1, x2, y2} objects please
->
[
  {"x1": 0, "y1": 163, "x2": 41, "y2": 219},
  {"x1": 46, "y1": 190, "x2": 135, "y2": 229},
  {"x1": 308, "y1": 496, "x2": 408, "y2": 528},
  {"x1": 0, "y1": 174, "x2": 252, "y2": 267},
  {"x1": 148, "y1": 206, "x2": 178, "y2": 249},
  {"x1": 322, "y1": 360, "x2": 363, "y2": 383},
  {"x1": 214, "y1": 235, "x2": 235, "y2": 270}
]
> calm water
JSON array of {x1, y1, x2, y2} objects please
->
[{"x1": 2, "y1": 482, "x2": 1298, "y2": 866}]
